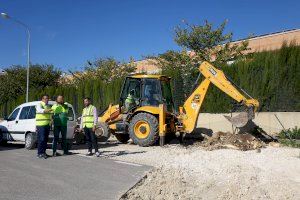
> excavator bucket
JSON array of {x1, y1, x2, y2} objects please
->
[
  {"x1": 223, "y1": 108, "x2": 255, "y2": 128},
  {"x1": 224, "y1": 112, "x2": 249, "y2": 128}
]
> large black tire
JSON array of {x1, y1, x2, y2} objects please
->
[
  {"x1": 129, "y1": 113, "x2": 159, "y2": 147},
  {"x1": 25, "y1": 132, "x2": 36, "y2": 150},
  {"x1": 66, "y1": 139, "x2": 73, "y2": 150},
  {"x1": 115, "y1": 134, "x2": 130, "y2": 144},
  {"x1": 95, "y1": 122, "x2": 111, "y2": 142},
  {"x1": 73, "y1": 132, "x2": 85, "y2": 144},
  {"x1": 0, "y1": 130, "x2": 7, "y2": 145}
]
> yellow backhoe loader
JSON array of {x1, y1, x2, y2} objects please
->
[{"x1": 96, "y1": 61, "x2": 259, "y2": 146}]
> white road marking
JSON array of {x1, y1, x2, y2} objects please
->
[
  {"x1": 75, "y1": 153, "x2": 143, "y2": 167},
  {"x1": 114, "y1": 160, "x2": 142, "y2": 167},
  {"x1": 76, "y1": 154, "x2": 96, "y2": 159}
]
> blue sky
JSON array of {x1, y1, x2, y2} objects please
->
[{"x1": 0, "y1": 0, "x2": 299, "y2": 71}]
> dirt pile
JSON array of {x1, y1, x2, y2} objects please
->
[
  {"x1": 197, "y1": 131, "x2": 265, "y2": 151},
  {"x1": 121, "y1": 167, "x2": 194, "y2": 200}
]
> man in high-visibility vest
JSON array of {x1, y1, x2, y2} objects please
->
[
  {"x1": 36, "y1": 94, "x2": 53, "y2": 159},
  {"x1": 124, "y1": 89, "x2": 136, "y2": 113},
  {"x1": 51, "y1": 95, "x2": 69, "y2": 156},
  {"x1": 79, "y1": 97, "x2": 100, "y2": 157}
]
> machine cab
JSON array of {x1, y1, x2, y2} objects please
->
[{"x1": 120, "y1": 75, "x2": 174, "y2": 112}]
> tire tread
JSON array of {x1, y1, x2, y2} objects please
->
[{"x1": 129, "y1": 113, "x2": 159, "y2": 147}]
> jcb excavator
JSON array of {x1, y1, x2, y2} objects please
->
[{"x1": 96, "y1": 61, "x2": 259, "y2": 146}]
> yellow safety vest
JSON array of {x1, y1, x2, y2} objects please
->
[
  {"x1": 36, "y1": 102, "x2": 52, "y2": 126},
  {"x1": 82, "y1": 105, "x2": 95, "y2": 128}
]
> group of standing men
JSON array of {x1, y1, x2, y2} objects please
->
[{"x1": 36, "y1": 94, "x2": 100, "y2": 159}]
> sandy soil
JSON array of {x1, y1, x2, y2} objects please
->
[{"x1": 71, "y1": 139, "x2": 300, "y2": 200}]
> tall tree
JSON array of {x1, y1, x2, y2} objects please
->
[
  {"x1": 152, "y1": 20, "x2": 249, "y2": 108},
  {"x1": 0, "y1": 64, "x2": 61, "y2": 104},
  {"x1": 85, "y1": 57, "x2": 136, "y2": 83},
  {"x1": 174, "y1": 20, "x2": 249, "y2": 64}
]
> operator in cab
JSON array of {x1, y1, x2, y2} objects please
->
[
  {"x1": 124, "y1": 89, "x2": 137, "y2": 113},
  {"x1": 51, "y1": 95, "x2": 70, "y2": 156},
  {"x1": 35, "y1": 94, "x2": 52, "y2": 159}
]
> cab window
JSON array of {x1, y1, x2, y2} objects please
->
[
  {"x1": 141, "y1": 79, "x2": 162, "y2": 107},
  {"x1": 8, "y1": 108, "x2": 20, "y2": 121},
  {"x1": 120, "y1": 78, "x2": 141, "y2": 105},
  {"x1": 161, "y1": 80, "x2": 174, "y2": 112}
]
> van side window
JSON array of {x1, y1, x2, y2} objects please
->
[
  {"x1": 8, "y1": 108, "x2": 20, "y2": 121},
  {"x1": 19, "y1": 106, "x2": 30, "y2": 120},
  {"x1": 27, "y1": 106, "x2": 36, "y2": 119},
  {"x1": 19, "y1": 106, "x2": 36, "y2": 120}
]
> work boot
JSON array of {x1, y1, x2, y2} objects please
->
[
  {"x1": 42, "y1": 154, "x2": 48, "y2": 159},
  {"x1": 86, "y1": 152, "x2": 93, "y2": 156},
  {"x1": 37, "y1": 154, "x2": 43, "y2": 159},
  {"x1": 53, "y1": 152, "x2": 61, "y2": 157},
  {"x1": 95, "y1": 151, "x2": 100, "y2": 157}
]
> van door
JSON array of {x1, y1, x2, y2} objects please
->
[
  {"x1": 15, "y1": 106, "x2": 36, "y2": 141},
  {"x1": 66, "y1": 106, "x2": 76, "y2": 140},
  {"x1": 6, "y1": 107, "x2": 21, "y2": 140}
]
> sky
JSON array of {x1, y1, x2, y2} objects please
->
[{"x1": 0, "y1": 0, "x2": 299, "y2": 71}]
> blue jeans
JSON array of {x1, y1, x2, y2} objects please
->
[
  {"x1": 37, "y1": 125, "x2": 50, "y2": 155},
  {"x1": 84, "y1": 127, "x2": 99, "y2": 153}
]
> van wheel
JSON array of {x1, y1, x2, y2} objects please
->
[
  {"x1": 0, "y1": 131, "x2": 7, "y2": 145},
  {"x1": 25, "y1": 132, "x2": 36, "y2": 150}
]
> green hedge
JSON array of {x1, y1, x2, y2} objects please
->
[
  {"x1": 166, "y1": 45, "x2": 300, "y2": 113},
  {"x1": 203, "y1": 44, "x2": 300, "y2": 112},
  {"x1": 1, "y1": 45, "x2": 299, "y2": 117},
  {"x1": 0, "y1": 78, "x2": 123, "y2": 117}
]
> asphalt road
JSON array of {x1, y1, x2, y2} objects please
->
[{"x1": 0, "y1": 144, "x2": 152, "y2": 200}]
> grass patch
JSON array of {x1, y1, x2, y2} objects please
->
[{"x1": 278, "y1": 127, "x2": 300, "y2": 148}]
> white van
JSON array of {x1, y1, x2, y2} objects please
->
[{"x1": 0, "y1": 101, "x2": 76, "y2": 149}]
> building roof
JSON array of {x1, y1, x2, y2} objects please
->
[
  {"x1": 130, "y1": 74, "x2": 170, "y2": 79},
  {"x1": 134, "y1": 29, "x2": 300, "y2": 74},
  {"x1": 232, "y1": 29, "x2": 300, "y2": 43}
]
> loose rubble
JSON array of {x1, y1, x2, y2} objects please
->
[{"x1": 196, "y1": 131, "x2": 265, "y2": 151}]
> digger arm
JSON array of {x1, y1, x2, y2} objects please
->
[
  {"x1": 199, "y1": 62, "x2": 259, "y2": 108},
  {"x1": 179, "y1": 61, "x2": 259, "y2": 133}
]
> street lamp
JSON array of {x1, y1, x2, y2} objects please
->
[{"x1": 1, "y1": 12, "x2": 31, "y2": 102}]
